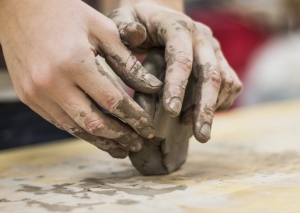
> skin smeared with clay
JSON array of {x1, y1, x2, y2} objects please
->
[
  {"x1": 129, "y1": 44, "x2": 243, "y2": 175},
  {"x1": 130, "y1": 49, "x2": 194, "y2": 175},
  {"x1": 0, "y1": 0, "x2": 164, "y2": 158},
  {"x1": 109, "y1": 2, "x2": 243, "y2": 143}
]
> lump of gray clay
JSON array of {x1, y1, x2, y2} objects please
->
[{"x1": 130, "y1": 49, "x2": 195, "y2": 175}]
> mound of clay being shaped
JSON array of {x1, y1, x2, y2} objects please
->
[{"x1": 130, "y1": 49, "x2": 195, "y2": 175}]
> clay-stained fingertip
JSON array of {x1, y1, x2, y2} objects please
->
[
  {"x1": 164, "y1": 98, "x2": 182, "y2": 117},
  {"x1": 194, "y1": 123, "x2": 211, "y2": 143},
  {"x1": 120, "y1": 22, "x2": 147, "y2": 48},
  {"x1": 144, "y1": 73, "x2": 163, "y2": 88},
  {"x1": 109, "y1": 149, "x2": 128, "y2": 159},
  {"x1": 194, "y1": 134, "x2": 209, "y2": 143},
  {"x1": 128, "y1": 140, "x2": 144, "y2": 152},
  {"x1": 140, "y1": 127, "x2": 155, "y2": 139},
  {"x1": 128, "y1": 73, "x2": 162, "y2": 94}
]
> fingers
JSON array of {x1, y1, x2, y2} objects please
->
[
  {"x1": 22, "y1": 89, "x2": 129, "y2": 158},
  {"x1": 51, "y1": 111, "x2": 129, "y2": 159},
  {"x1": 55, "y1": 53, "x2": 156, "y2": 141},
  {"x1": 106, "y1": 51, "x2": 162, "y2": 94},
  {"x1": 59, "y1": 121, "x2": 129, "y2": 159},
  {"x1": 89, "y1": 13, "x2": 161, "y2": 94},
  {"x1": 28, "y1": 56, "x2": 147, "y2": 152},
  {"x1": 211, "y1": 38, "x2": 243, "y2": 110},
  {"x1": 160, "y1": 18, "x2": 194, "y2": 117},
  {"x1": 193, "y1": 37, "x2": 222, "y2": 143},
  {"x1": 50, "y1": 84, "x2": 146, "y2": 150},
  {"x1": 108, "y1": 7, "x2": 147, "y2": 48}
]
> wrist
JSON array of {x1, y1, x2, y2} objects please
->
[{"x1": 119, "y1": 0, "x2": 184, "y2": 12}]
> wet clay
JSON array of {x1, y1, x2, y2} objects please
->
[{"x1": 130, "y1": 49, "x2": 195, "y2": 175}]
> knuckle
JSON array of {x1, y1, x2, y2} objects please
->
[
  {"x1": 22, "y1": 83, "x2": 41, "y2": 101},
  {"x1": 235, "y1": 81, "x2": 243, "y2": 94},
  {"x1": 196, "y1": 23, "x2": 213, "y2": 38},
  {"x1": 105, "y1": 95, "x2": 124, "y2": 112},
  {"x1": 166, "y1": 14, "x2": 195, "y2": 34},
  {"x1": 204, "y1": 69, "x2": 221, "y2": 85},
  {"x1": 171, "y1": 51, "x2": 193, "y2": 71},
  {"x1": 223, "y1": 76, "x2": 234, "y2": 92},
  {"x1": 211, "y1": 37, "x2": 221, "y2": 50},
  {"x1": 85, "y1": 119, "x2": 106, "y2": 135},
  {"x1": 203, "y1": 104, "x2": 215, "y2": 117},
  {"x1": 31, "y1": 71, "x2": 54, "y2": 91},
  {"x1": 202, "y1": 25, "x2": 213, "y2": 37}
]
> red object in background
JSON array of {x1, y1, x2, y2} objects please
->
[{"x1": 188, "y1": 8, "x2": 269, "y2": 81}]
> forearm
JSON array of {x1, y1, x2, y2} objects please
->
[{"x1": 119, "y1": 0, "x2": 184, "y2": 12}]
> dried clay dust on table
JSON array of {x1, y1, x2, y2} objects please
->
[{"x1": 130, "y1": 49, "x2": 196, "y2": 175}]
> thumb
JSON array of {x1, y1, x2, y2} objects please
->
[
  {"x1": 108, "y1": 7, "x2": 147, "y2": 48},
  {"x1": 88, "y1": 12, "x2": 162, "y2": 94}
]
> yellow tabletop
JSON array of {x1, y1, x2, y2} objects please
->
[{"x1": 1, "y1": 99, "x2": 300, "y2": 213}]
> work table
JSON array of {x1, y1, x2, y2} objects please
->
[{"x1": 1, "y1": 99, "x2": 300, "y2": 213}]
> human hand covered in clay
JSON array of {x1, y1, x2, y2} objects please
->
[
  {"x1": 109, "y1": 0, "x2": 243, "y2": 143},
  {"x1": 0, "y1": 0, "x2": 163, "y2": 158}
]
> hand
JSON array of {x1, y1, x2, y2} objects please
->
[
  {"x1": 109, "y1": 3, "x2": 243, "y2": 143},
  {"x1": 0, "y1": 0, "x2": 163, "y2": 158}
]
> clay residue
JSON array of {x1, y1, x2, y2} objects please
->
[
  {"x1": 176, "y1": 20, "x2": 191, "y2": 32},
  {"x1": 17, "y1": 183, "x2": 117, "y2": 197},
  {"x1": 78, "y1": 165, "x2": 87, "y2": 170},
  {"x1": 78, "y1": 178, "x2": 187, "y2": 197},
  {"x1": 197, "y1": 62, "x2": 211, "y2": 81},
  {"x1": 15, "y1": 178, "x2": 187, "y2": 200},
  {"x1": 0, "y1": 198, "x2": 11, "y2": 202},
  {"x1": 109, "y1": 54, "x2": 124, "y2": 66},
  {"x1": 13, "y1": 178, "x2": 26, "y2": 181},
  {"x1": 113, "y1": 97, "x2": 155, "y2": 138},
  {"x1": 116, "y1": 199, "x2": 140, "y2": 205},
  {"x1": 25, "y1": 199, "x2": 103, "y2": 212}
]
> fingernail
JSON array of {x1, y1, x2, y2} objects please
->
[
  {"x1": 129, "y1": 141, "x2": 143, "y2": 152},
  {"x1": 141, "y1": 127, "x2": 155, "y2": 139},
  {"x1": 200, "y1": 123, "x2": 211, "y2": 141},
  {"x1": 169, "y1": 98, "x2": 182, "y2": 117},
  {"x1": 109, "y1": 149, "x2": 128, "y2": 159},
  {"x1": 144, "y1": 74, "x2": 162, "y2": 88}
]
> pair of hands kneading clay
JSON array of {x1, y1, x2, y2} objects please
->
[
  {"x1": 110, "y1": 3, "x2": 243, "y2": 174},
  {"x1": 0, "y1": 0, "x2": 242, "y2": 174}
]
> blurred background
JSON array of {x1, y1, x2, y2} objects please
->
[{"x1": 1, "y1": 0, "x2": 299, "y2": 149}]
